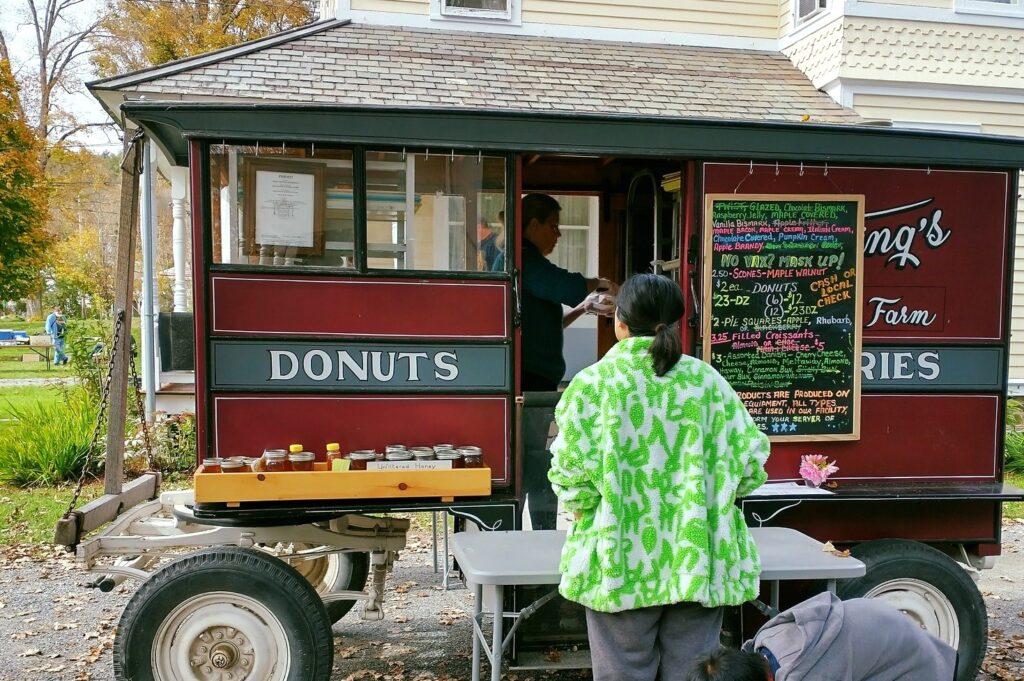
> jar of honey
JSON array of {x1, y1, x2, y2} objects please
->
[
  {"x1": 264, "y1": 450, "x2": 291, "y2": 472},
  {"x1": 222, "y1": 459, "x2": 246, "y2": 473},
  {"x1": 242, "y1": 457, "x2": 259, "y2": 472},
  {"x1": 326, "y1": 443, "x2": 346, "y2": 469},
  {"x1": 459, "y1": 447, "x2": 484, "y2": 469},
  {"x1": 348, "y1": 451, "x2": 376, "y2": 471},
  {"x1": 289, "y1": 451, "x2": 315, "y2": 471},
  {"x1": 436, "y1": 449, "x2": 464, "y2": 469},
  {"x1": 201, "y1": 457, "x2": 224, "y2": 473},
  {"x1": 411, "y1": 447, "x2": 435, "y2": 461}
]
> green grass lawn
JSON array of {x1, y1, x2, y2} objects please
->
[
  {"x1": 0, "y1": 385, "x2": 65, "y2": 428},
  {"x1": 1006, "y1": 472, "x2": 1024, "y2": 520},
  {"x1": 0, "y1": 480, "x2": 105, "y2": 544}
]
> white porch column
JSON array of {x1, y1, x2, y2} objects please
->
[{"x1": 170, "y1": 167, "x2": 190, "y2": 312}]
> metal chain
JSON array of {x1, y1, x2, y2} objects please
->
[
  {"x1": 62, "y1": 310, "x2": 124, "y2": 520},
  {"x1": 128, "y1": 338, "x2": 154, "y2": 470}
]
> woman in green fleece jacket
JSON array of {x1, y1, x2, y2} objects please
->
[{"x1": 548, "y1": 273, "x2": 771, "y2": 681}]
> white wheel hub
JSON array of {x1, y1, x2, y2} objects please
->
[
  {"x1": 153, "y1": 592, "x2": 291, "y2": 681},
  {"x1": 864, "y1": 578, "x2": 960, "y2": 649}
]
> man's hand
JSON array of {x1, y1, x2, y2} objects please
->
[{"x1": 582, "y1": 291, "x2": 616, "y2": 317}]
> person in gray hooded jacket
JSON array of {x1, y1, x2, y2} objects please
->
[{"x1": 687, "y1": 592, "x2": 957, "y2": 681}]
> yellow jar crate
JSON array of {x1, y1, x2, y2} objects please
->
[{"x1": 194, "y1": 462, "x2": 492, "y2": 505}]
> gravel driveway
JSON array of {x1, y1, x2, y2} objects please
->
[{"x1": 1, "y1": 522, "x2": 1021, "y2": 681}]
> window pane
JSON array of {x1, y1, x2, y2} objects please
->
[
  {"x1": 446, "y1": 0, "x2": 508, "y2": 9},
  {"x1": 210, "y1": 144, "x2": 355, "y2": 269},
  {"x1": 549, "y1": 229, "x2": 588, "y2": 275},
  {"x1": 365, "y1": 151, "x2": 506, "y2": 272}
]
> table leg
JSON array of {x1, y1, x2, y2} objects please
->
[
  {"x1": 472, "y1": 581, "x2": 482, "y2": 681},
  {"x1": 770, "y1": 581, "x2": 780, "y2": 611},
  {"x1": 490, "y1": 584, "x2": 504, "y2": 681},
  {"x1": 431, "y1": 511, "x2": 439, "y2": 573}
]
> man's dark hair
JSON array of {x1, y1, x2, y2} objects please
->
[
  {"x1": 687, "y1": 648, "x2": 769, "y2": 681},
  {"x1": 522, "y1": 193, "x2": 560, "y2": 228},
  {"x1": 616, "y1": 273, "x2": 685, "y2": 377}
]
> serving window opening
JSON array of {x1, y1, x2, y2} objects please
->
[{"x1": 208, "y1": 143, "x2": 508, "y2": 275}]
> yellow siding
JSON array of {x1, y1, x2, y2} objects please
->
[
  {"x1": 858, "y1": 0, "x2": 950, "y2": 6},
  {"x1": 522, "y1": 0, "x2": 780, "y2": 37},
  {"x1": 843, "y1": 19, "x2": 1024, "y2": 91},
  {"x1": 351, "y1": 0, "x2": 428, "y2": 14},
  {"x1": 353, "y1": 0, "x2": 782, "y2": 35},
  {"x1": 853, "y1": 95, "x2": 1024, "y2": 133},
  {"x1": 849, "y1": 92, "x2": 1024, "y2": 379}
]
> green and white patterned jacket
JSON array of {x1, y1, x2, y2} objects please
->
[{"x1": 548, "y1": 336, "x2": 770, "y2": 613}]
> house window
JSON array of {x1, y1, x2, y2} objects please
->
[
  {"x1": 547, "y1": 195, "x2": 600, "y2": 278},
  {"x1": 795, "y1": 0, "x2": 827, "y2": 24},
  {"x1": 437, "y1": 0, "x2": 517, "y2": 22},
  {"x1": 956, "y1": 0, "x2": 1024, "y2": 15}
]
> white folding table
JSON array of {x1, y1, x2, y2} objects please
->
[{"x1": 451, "y1": 526, "x2": 866, "y2": 681}]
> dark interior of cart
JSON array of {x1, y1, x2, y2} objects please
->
[{"x1": 514, "y1": 154, "x2": 694, "y2": 661}]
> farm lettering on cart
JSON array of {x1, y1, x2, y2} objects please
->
[
  {"x1": 703, "y1": 195, "x2": 865, "y2": 441},
  {"x1": 210, "y1": 341, "x2": 509, "y2": 392}
]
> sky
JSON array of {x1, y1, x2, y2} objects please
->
[{"x1": 1, "y1": 0, "x2": 122, "y2": 154}]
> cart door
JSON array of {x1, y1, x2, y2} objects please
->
[{"x1": 199, "y1": 144, "x2": 516, "y2": 487}]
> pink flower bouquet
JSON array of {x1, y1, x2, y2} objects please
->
[{"x1": 799, "y1": 454, "x2": 839, "y2": 487}]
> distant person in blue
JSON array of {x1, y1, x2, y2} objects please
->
[
  {"x1": 45, "y1": 306, "x2": 68, "y2": 366},
  {"x1": 520, "y1": 192, "x2": 617, "y2": 529},
  {"x1": 477, "y1": 216, "x2": 501, "y2": 271}
]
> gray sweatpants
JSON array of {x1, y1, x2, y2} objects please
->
[{"x1": 585, "y1": 602, "x2": 724, "y2": 681}]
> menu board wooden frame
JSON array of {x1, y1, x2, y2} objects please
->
[
  {"x1": 243, "y1": 158, "x2": 325, "y2": 257},
  {"x1": 702, "y1": 194, "x2": 865, "y2": 442}
]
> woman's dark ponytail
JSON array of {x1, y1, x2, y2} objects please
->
[
  {"x1": 650, "y1": 321, "x2": 682, "y2": 377},
  {"x1": 616, "y1": 274, "x2": 685, "y2": 377}
]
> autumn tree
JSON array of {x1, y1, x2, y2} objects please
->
[
  {"x1": 0, "y1": 0, "x2": 109, "y2": 172},
  {"x1": 0, "y1": 58, "x2": 50, "y2": 301},
  {"x1": 44, "y1": 148, "x2": 120, "y2": 314},
  {"x1": 91, "y1": 0, "x2": 315, "y2": 77}
]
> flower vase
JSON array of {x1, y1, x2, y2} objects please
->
[{"x1": 802, "y1": 478, "x2": 822, "y2": 489}]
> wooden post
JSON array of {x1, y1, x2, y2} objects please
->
[{"x1": 104, "y1": 132, "x2": 143, "y2": 496}]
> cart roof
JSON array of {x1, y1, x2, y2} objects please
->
[{"x1": 89, "y1": 19, "x2": 1024, "y2": 168}]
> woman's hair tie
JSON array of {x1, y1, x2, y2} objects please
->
[{"x1": 655, "y1": 323, "x2": 668, "y2": 334}]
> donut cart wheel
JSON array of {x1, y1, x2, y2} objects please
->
[
  {"x1": 281, "y1": 546, "x2": 370, "y2": 624},
  {"x1": 113, "y1": 546, "x2": 333, "y2": 681},
  {"x1": 836, "y1": 539, "x2": 987, "y2": 681}
]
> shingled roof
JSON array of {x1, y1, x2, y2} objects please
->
[{"x1": 90, "y1": 20, "x2": 860, "y2": 125}]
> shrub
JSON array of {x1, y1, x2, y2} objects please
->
[
  {"x1": 0, "y1": 387, "x2": 101, "y2": 487},
  {"x1": 125, "y1": 411, "x2": 197, "y2": 476},
  {"x1": 1007, "y1": 430, "x2": 1024, "y2": 476},
  {"x1": 65, "y1": 318, "x2": 112, "y2": 402}
]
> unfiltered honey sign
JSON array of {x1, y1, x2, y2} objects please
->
[{"x1": 703, "y1": 195, "x2": 865, "y2": 441}]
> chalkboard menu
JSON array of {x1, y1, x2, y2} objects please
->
[{"x1": 703, "y1": 195, "x2": 865, "y2": 441}]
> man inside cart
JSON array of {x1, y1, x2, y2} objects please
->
[
  {"x1": 520, "y1": 192, "x2": 618, "y2": 529},
  {"x1": 686, "y1": 592, "x2": 957, "y2": 681}
]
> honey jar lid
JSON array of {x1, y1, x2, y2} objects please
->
[
  {"x1": 289, "y1": 444, "x2": 304, "y2": 453},
  {"x1": 326, "y1": 442, "x2": 340, "y2": 452},
  {"x1": 265, "y1": 450, "x2": 288, "y2": 460},
  {"x1": 436, "y1": 449, "x2": 463, "y2": 460},
  {"x1": 289, "y1": 451, "x2": 315, "y2": 462},
  {"x1": 349, "y1": 451, "x2": 377, "y2": 461},
  {"x1": 221, "y1": 460, "x2": 245, "y2": 470}
]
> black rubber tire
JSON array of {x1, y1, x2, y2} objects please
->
[
  {"x1": 113, "y1": 546, "x2": 333, "y2": 681},
  {"x1": 836, "y1": 539, "x2": 986, "y2": 681},
  {"x1": 323, "y1": 551, "x2": 370, "y2": 624}
]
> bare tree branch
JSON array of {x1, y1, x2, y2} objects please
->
[{"x1": 0, "y1": 31, "x2": 10, "y2": 65}]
